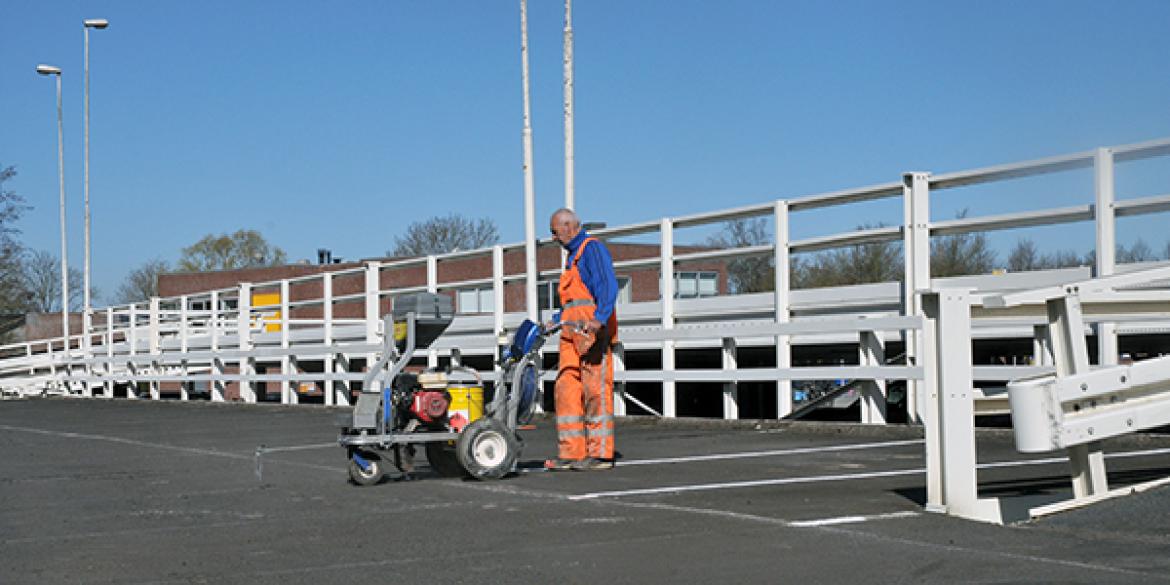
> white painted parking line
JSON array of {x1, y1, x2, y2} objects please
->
[
  {"x1": 788, "y1": 511, "x2": 919, "y2": 527},
  {"x1": 569, "y1": 468, "x2": 925, "y2": 500},
  {"x1": 571, "y1": 446, "x2": 1170, "y2": 501},
  {"x1": 619, "y1": 439, "x2": 924, "y2": 466}
]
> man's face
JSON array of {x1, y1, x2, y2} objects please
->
[{"x1": 549, "y1": 214, "x2": 577, "y2": 246}]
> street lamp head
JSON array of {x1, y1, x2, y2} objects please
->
[
  {"x1": 83, "y1": 18, "x2": 109, "y2": 29},
  {"x1": 36, "y1": 64, "x2": 61, "y2": 76}
]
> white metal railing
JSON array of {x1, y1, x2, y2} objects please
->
[
  {"x1": 1, "y1": 136, "x2": 1169, "y2": 418},
  {"x1": 920, "y1": 264, "x2": 1170, "y2": 524}
]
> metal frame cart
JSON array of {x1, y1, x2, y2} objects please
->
[{"x1": 338, "y1": 292, "x2": 548, "y2": 485}]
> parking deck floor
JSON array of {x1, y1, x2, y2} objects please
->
[{"x1": 3, "y1": 398, "x2": 1170, "y2": 584}]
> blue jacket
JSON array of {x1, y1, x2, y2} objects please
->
[{"x1": 562, "y1": 230, "x2": 618, "y2": 323}]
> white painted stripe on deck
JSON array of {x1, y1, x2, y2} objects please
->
[
  {"x1": 619, "y1": 438, "x2": 923, "y2": 466},
  {"x1": 571, "y1": 445, "x2": 1170, "y2": 501},
  {"x1": 788, "y1": 511, "x2": 919, "y2": 527},
  {"x1": 569, "y1": 468, "x2": 925, "y2": 500}
]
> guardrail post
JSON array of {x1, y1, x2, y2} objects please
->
[
  {"x1": 211, "y1": 290, "x2": 225, "y2": 402},
  {"x1": 127, "y1": 303, "x2": 138, "y2": 399},
  {"x1": 921, "y1": 289, "x2": 1004, "y2": 523},
  {"x1": 365, "y1": 263, "x2": 381, "y2": 396},
  {"x1": 774, "y1": 200, "x2": 792, "y2": 417},
  {"x1": 179, "y1": 295, "x2": 189, "y2": 401},
  {"x1": 149, "y1": 297, "x2": 161, "y2": 400},
  {"x1": 492, "y1": 245, "x2": 507, "y2": 404},
  {"x1": 613, "y1": 342, "x2": 627, "y2": 416},
  {"x1": 81, "y1": 306, "x2": 92, "y2": 398},
  {"x1": 47, "y1": 337, "x2": 56, "y2": 384},
  {"x1": 104, "y1": 307, "x2": 113, "y2": 398},
  {"x1": 280, "y1": 280, "x2": 293, "y2": 404},
  {"x1": 1032, "y1": 324, "x2": 1053, "y2": 366},
  {"x1": 722, "y1": 337, "x2": 738, "y2": 420},
  {"x1": 1046, "y1": 292, "x2": 1108, "y2": 498},
  {"x1": 1094, "y1": 147, "x2": 1119, "y2": 368},
  {"x1": 859, "y1": 330, "x2": 887, "y2": 424},
  {"x1": 238, "y1": 283, "x2": 256, "y2": 403},
  {"x1": 660, "y1": 218, "x2": 676, "y2": 418},
  {"x1": 323, "y1": 273, "x2": 346, "y2": 406},
  {"x1": 902, "y1": 172, "x2": 931, "y2": 423},
  {"x1": 427, "y1": 255, "x2": 439, "y2": 369}
]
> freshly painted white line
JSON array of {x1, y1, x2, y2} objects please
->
[
  {"x1": 569, "y1": 468, "x2": 925, "y2": 500},
  {"x1": 976, "y1": 446, "x2": 1170, "y2": 471},
  {"x1": 571, "y1": 446, "x2": 1170, "y2": 500},
  {"x1": 608, "y1": 502, "x2": 1163, "y2": 579},
  {"x1": 788, "y1": 511, "x2": 919, "y2": 527},
  {"x1": 619, "y1": 439, "x2": 924, "y2": 466}
]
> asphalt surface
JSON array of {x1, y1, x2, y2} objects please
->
[{"x1": 3, "y1": 398, "x2": 1170, "y2": 584}]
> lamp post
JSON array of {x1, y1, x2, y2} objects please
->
[
  {"x1": 36, "y1": 64, "x2": 70, "y2": 348},
  {"x1": 563, "y1": 0, "x2": 575, "y2": 212},
  {"x1": 83, "y1": 18, "x2": 108, "y2": 338},
  {"x1": 519, "y1": 0, "x2": 538, "y2": 321}
]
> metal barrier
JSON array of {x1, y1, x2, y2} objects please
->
[
  {"x1": 2, "y1": 136, "x2": 1170, "y2": 522},
  {"x1": 2, "y1": 136, "x2": 1170, "y2": 421},
  {"x1": 921, "y1": 264, "x2": 1170, "y2": 524}
]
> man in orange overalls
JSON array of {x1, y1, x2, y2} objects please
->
[{"x1": 545, "y1": 208, "x2": 619, "y2": 471}]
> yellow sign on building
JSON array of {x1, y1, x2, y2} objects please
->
[{"x1": 252, "y1": 291, "x2": 282, "y2": 332}]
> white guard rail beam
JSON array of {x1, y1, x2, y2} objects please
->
[{"x1": 922, "y1": 264, "x2": 1170, "y2": 524}]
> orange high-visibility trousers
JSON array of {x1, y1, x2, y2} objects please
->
[
  {"x1": 555, "y1": 236, "x2": 617, "y2": 461},
  {"x1": 555, "y1": 325, "x2": 615, "y2": 460}
]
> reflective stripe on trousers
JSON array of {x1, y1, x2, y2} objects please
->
[{"x1": 555, "y1": 332, "x2": 616, "y2": 460}]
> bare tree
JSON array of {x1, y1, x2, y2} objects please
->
[
  {"x1": 21, "y1": 250, "x2": 88, "y2": 312},
  {"x1": 1007, "y1": 238, "x2": 1040, "y2": 272},
  {"x1": 705, "y1": 217, "x2": 773, "y2": 293},
  {"x1": 931, "y1": 210, "x2": 996, "y2": 277},
  {"x1": 390, "y1": 214, "x2": 499, "y2": 257},
  {"x1": 793, "y1": 224, "x2": 902, "y2": 288},
  {"x1": 114, "y1": 259, "x2": 170, "y2": 304},
  {"x1": 1118, "y1": 239, "x2": 1156, "y2": 263},
  {"x1": 1007, "y1": 238, "x2": 1087, "y2": 271},
  {"x1": 0, "y1": 165, "x2": 29, "y2": 314},
  {"x1": 177, "y1": 229, "x2": 287, "y2": 272}
]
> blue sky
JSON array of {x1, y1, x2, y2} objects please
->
[{"x1": 2, "y1": 1, "x2": 1169, "y2": 301}]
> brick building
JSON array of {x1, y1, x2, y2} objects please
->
[{"x1": 157, "y1": 242, "x2": 729, "y2": 317}]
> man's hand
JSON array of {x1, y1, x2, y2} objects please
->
[{"x1": 583, "y1": 319, "x2": 602, "y2": 334}]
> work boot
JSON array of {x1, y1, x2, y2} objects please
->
[
  {"x1": 571, "y1": 458, "x2": 614, "y2": 471},
  {"x1": 543, "y1": 458, "x2": 576, "y2": 471}
]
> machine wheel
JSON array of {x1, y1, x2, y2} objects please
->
[
  {"x1": 456, "y1": 418, "x2": 518, "y2": 480},
  {"x1": 347, "y1": 451, "x2": 385, "y2": 486},
  {"x1": 425, "y1": 441, "x2": 468, "y2": 478}
]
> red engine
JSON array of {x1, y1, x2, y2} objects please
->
[{"x1": 410, "y1": 390, "x2": 450, "y2": 424}]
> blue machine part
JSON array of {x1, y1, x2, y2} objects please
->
[
  {"x1": 351, "y1": 451, "x2": 372, "y2": 472},
  {"x1": 382, "y1": 388, "x2": 393, "y2": 425},
  {"x1": 509, "y1": 319, "x2": 542, "y2": 357},
  {"x1": 516, "y1": 364, "x2": 539, "y2": 422}
]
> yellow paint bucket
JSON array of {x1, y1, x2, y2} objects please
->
[{"x1": 447, "y1": 386, "x2": 484, "y2": 425}]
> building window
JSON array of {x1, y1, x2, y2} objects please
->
[
  {"x1": 457, "y1": 287, "x2": 495, "y2": 314},
  {"x1": 537, "y1": 281, "x2": 561, "y2": 312},
  {"x1": 665, "y1": 271, "x2": 719, "y2": 299},
  {"x1": 536, "y1": 277, "x2": 629, "y2": 311}
]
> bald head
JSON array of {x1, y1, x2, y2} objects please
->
[{"x1": 549, "y1": 208, "x2": 582, "y2": 246}]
